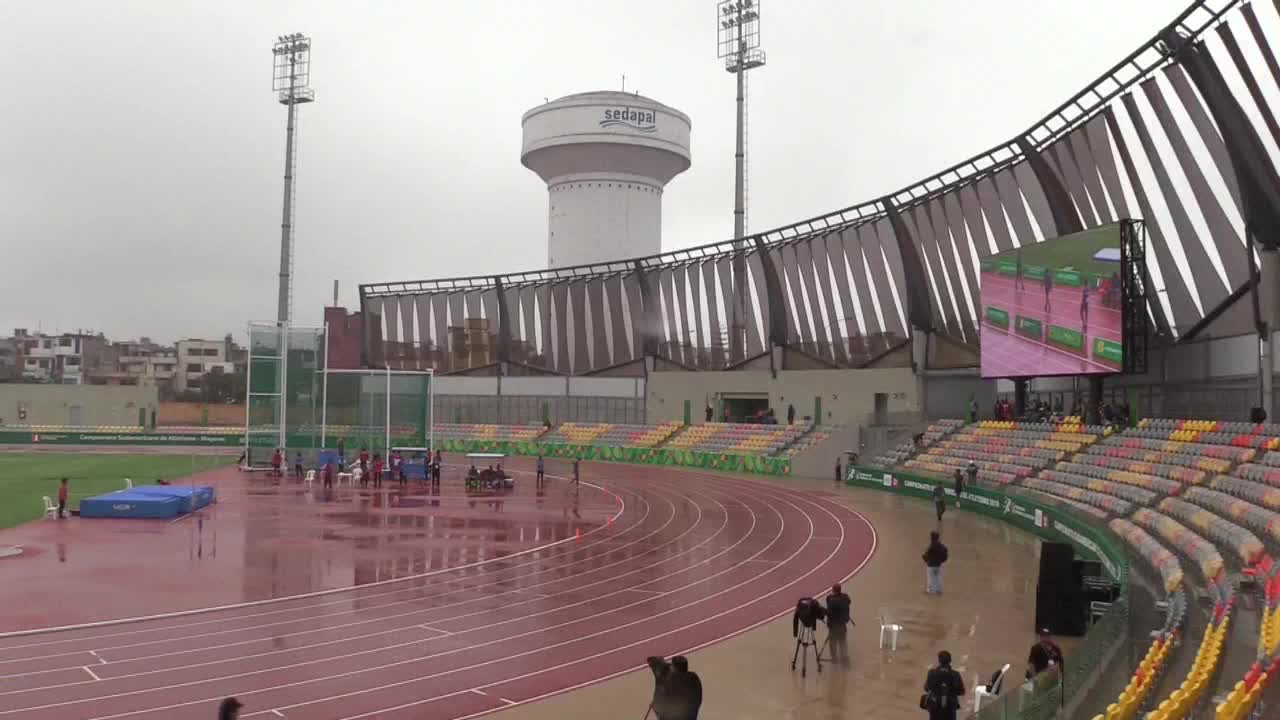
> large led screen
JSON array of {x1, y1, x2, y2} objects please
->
[{"x1": 979, "y1": 223, "x2": 1124, "y2": 378}]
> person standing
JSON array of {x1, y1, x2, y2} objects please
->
[
  {"x1": 572, "y1": 458, "x2": 580, "y2": 487},
  {"x1": 1043, "y1": 267, "x2": 1054, "y2": 313},
  {"x1": 666, "y1": 656, "x2": 703, "y2": 720},
  {"x1": 922, "y1": 531, "x2": 948, "y2": 595},
  {"x1": 965, "y1": 461, "x2": 978, "y2": 491},
  {"x1": 932, "y1": 483, "x2": 947, "y2": 522},
  {"x1": 358, "y1": 446, "x2": 369, "y2": 475},
  {"x1": 270, "y1": 449, "x2": 282, "y2": 478},
  {"x1": 825, "y1": 583, "x2": 853, "y2": 665},
  {"x1": 787, "y1": 404, "x2": 796, "y2": 425},
  {"x1": 835, "y1": 458, "x2": 844, "y2": 485},
  {"x1": 371, "y1": 454, "x2": 384, "y2": 489},
  {"x1": 952, "y1": 469, "x2": 964, "y2": 508},
  {"x1": 431, "y1": 450, "x2": 442, "y2": 486},
  {"x1": 535, "y1": 455, "x2": 545, "y2": 489},
  {"x1": 57, "y1": 478, "x2": 69, "y2": 519},
  {"x1": 923, "y1": 651, "x2": 965, "y2": 720},
  {"x1": 1080, "y1": 281, "x2": 1090, "y2": 328},
  {"x1": 967, "y1": 395, "x2": 978, "y2": 423},
  {"x1": 322, "y1": 461, "x2": 334, "y2": 489},
  {"x1": 294, "y1": 452, "x2": 304, "y2": 481},
  {"x1": 1015, "y1": 248, "x2": 1025, "y2": 293}
]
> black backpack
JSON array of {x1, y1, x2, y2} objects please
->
[{"x1": 924, "y1": 669, "x2": 957, "y2": 710}]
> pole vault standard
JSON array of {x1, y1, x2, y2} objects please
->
[{"x1": 319, "y1": 368, "x2": 435, "y2": 452}]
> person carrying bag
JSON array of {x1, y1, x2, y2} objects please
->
[{"x1": 921, "y1": 650, "x2": 965, "y2": 719}]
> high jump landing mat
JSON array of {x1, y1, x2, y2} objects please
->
[{"x1": 79, "y1": 485, "x2": 215, "y2": 519}]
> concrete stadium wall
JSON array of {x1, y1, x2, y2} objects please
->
[
  {"x1": 0, "y1": 385, "x2": 158, "y2": 427},
  {"x1": 433, "y1": 376, "x2": 647, "y2": 425},
  {"x1": 158, "y1": 402, "x2": 242, "y2": 427},
  {"x1": 644, "y1": 368, "x2": 918, "y2": 426}
]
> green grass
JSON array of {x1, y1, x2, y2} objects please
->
[
  {"x1": 0, "y1": 454, "x2": 233, "y2": 529},
  {"x1": 989, "y1": 222, "x2": 1122, "y2": 278}
]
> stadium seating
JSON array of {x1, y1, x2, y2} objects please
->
[
  {"x1": 903, "y1": 420, "x2": 1104, "y2": 485},
  {"x1": 1021, "y1": 477, "x2": 1133, "y2": 516},
  {"x1": 540, "y1": 422, "x2": 681, "y2": 448},
  {"x1": 1130, "y1": 508, "x2": 1225, "y2": 581},
  {"x1": 1181, "y1": 487, "x2": 1280, "y2": 544},
  {"x1": 1155, "y1": 498, "x2": 1264, "y2": 565},
  {"x1": 1038, "y1": 469, "x2": 1159, "y2": 506},
  {"x1": 867, "y1": 419, "x2": 962, "y2": 467},
  {"x1": 1108, "y1": 518, "x2": 1183, "y2": 593},
  {"x1": 664, "y1": 422, "x2": 810, "y2": 456},
  {"x1": 1209, "y1": 475, "x2": 1280, "y2": 512},
  {"x1": 432, "y1": 423, "x2": 545, "y2": 442}
]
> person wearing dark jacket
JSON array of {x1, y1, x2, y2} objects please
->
[
  {"x1": 825, "y1": 583, "x2": 853, "y2": 664},
  {"x1": 666, "y1": 656, "x2": 702, "y2": 720},
  {"x1": 922, "y1": 531, "x2": 948, "y2": 595},
  {"x1": 932, "y1": 484, "x2": 947, "y2": 522},
  {"x1": 646, "y1": 656, "x2": 674, "y2": 720},
  {"x1": 952, "y1": 469, "x2": 964, "y2": 508},
  {"x1": 218, "y1": 698, "x2": 243, "y2": 720},
  {"x1": 923, "y1": 651, "x2": 965, "y2": 719}
]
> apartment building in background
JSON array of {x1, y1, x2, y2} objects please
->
[
  {"x1": 12, "y1": 329, "x2": 116, "y2": 385},
  {"x1": 174, "y1": 338, "x2": 235, "y2": 393}
]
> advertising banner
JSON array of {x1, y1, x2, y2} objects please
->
[
  {"x1": 985, "y1": 306, "x2": 1010, "y2": 329},
  {"x1": 1, "y1": 430, "x2": 242, "y2": 446},
  {"x1": 845, "y1": 465, "x2": 1126, "y2": 582}
]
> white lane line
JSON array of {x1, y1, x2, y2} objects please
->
[
  {"x1": 270, "y1": 710, "x2": 285, "y2": 717},
  {"x1": 0, "y1": 484, "x2": 719, "y2": 699},
  {"x1": 82, "y1": 667, "x2": 100, "y2": 681},
  {"x1": 58, "y1": 487, "x2": 762, "y2": 719},
  {"x1": 87, "y1": 650, "x2": 107, "y2": 665},
  {"x1": 0, "y1": 487, "x2": 672, "y2": 678},
  {"x1": 256, "y1": 482, "x2": 832, "y2": 720},
  {"x1": 468, "y1": 689, "x2": 515, "y2": 706},
  {"x1": 418, "y1": 625, "x2": 452, "y2": 636},
  {"x1": 0, "y1": 480, "x2": 642, "y2": 657},
  {"x1": 0, "y1": 475, "x2": 622, "y2": 642}
]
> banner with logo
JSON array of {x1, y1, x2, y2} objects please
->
[
  {"x1": 846, "y1": 465, "x2": 1126, "y2": 582},
  {"x1": 1, "y1": 430, "x2": 242, "y2": 447}
]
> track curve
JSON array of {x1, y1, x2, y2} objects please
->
[{"x1": 0, "y1": 466, "x2": 875, "y2": 720}]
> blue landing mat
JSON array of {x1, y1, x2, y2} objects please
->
[
  {"x1": 80, "y1": 492, "x2": 184, "y2": 519},
  {"x1": 127, "y1": 485, "x2": 215, "y2": 513}
]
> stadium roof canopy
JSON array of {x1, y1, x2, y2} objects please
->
[{"x1": 363, "y1": 0, "x2": 1280, "y2": 376}]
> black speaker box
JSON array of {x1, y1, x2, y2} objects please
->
[
  {"x1": 1035, "y1": 585, "x2": 1089, "y2": 637},
  {"x1": 1039, "y1": 542, "x2": 1075, "y2": 587}
]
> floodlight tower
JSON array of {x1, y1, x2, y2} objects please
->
[
  {"x1": 717, "y1": 0, "x2": 764, "y2": 362},
  {"x1": 272, "y1": 33, "x2": 315, "y2": 325}
]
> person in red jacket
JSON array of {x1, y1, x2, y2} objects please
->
[
  {"x1": 270, "y1": 449, "x2": 283, "y2": 478},
  {"x1": 358, "y1": 446, "x2": 370, "y2": 475},
  {"x1": 371, "y1": 455, "x2": 384, "y2": 488},
  {"x1": 57, "y1": 478, "x2": 69, "y2": 519},
  {"x1": 322, "y1": 461, "x2": 334, "y2": 489}
]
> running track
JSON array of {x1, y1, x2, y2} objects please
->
[
  {"x1": 0, "y1": 466, "x2": 875, "y2": 719},
  {"x1": 980, "y1": 271, "x2": 1121, "y2": 377}
]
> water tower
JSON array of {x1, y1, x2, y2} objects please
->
[{"x1": 521, "y1": 91, "x2": 692, "y2": 268}]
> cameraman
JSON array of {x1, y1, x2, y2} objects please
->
[
  {"x1": 647, "y1": 656, "x2": 702, "y2": 720},
  {"x1": 825, "y1": 583, "x2": 852, "y2": 664},
  {"x1": 647, "y1": 656, "x2": 673, "y2": 720}
]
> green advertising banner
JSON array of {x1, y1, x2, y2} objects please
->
[
  {"x1": 980, "y1": 258, "x2": 997, "y2": 273},
  {"x1": 1015, "y1": 315, "x2": 1043, "y2": 341},
  {"x1": 0, "y1": 430, "x2": 243, "y2": 447},
  {"x1": 1053, "y1": 268, "x2": 1083, "y2": 287},
  {"x1": 1023, "y1": 265, "x2": 1046, "y2": 280},
  {"x1": 996, "y1": 260, "x2": 1017, "y2": 276},
  {"x1": 1047, "y1": 325, "x2": 1084, "y2": 352},
  {"x1": 846, "y1": 466, "x2": 1126, "y2": 583},
  {"x1": 1092, "y1": 338, "x2": 1123, "y2": 365},
  {"x1": 985, "y1": 306, "x2": 1010, "y2": 329}
]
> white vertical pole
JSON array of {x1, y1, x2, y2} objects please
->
[
  {"x1": 428, "y1": 369, "x2": 434, "y2": 454},
  {"x1": 279, "y1": 323, "x2": 289, "y2": 451},
  {"x1": 385, "y1": 364, "x2": 391, "y2": 454},
  {"x1": 243, "y1": 322, "x2": 253, "y2": 465},
  {"x1": 320, "y1": 322, "x2": 330, "y2": 447}
]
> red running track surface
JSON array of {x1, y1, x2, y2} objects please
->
[{"x1": 0, "y1": 461, "x2": 875, "y2": 720}]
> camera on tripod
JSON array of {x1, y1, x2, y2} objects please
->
[
  {"x1": 791, "y1": 597, "x2": 828, "y2": 677},
  {"x1": 793, "y1": 597, "x2": 827, "y2": 635}
]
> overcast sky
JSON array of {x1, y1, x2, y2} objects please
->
[{"x1": 0, "y1": 0, "x2": 1181, "y2": 344}]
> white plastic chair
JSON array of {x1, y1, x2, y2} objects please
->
[
  {"x1": 42, "y1": 496, "x2": 57, "y2": 519},
  {"x1": 352, "y1": 468, "x2": 364, "y2": 486},
  {"x1": 878, "y1": 609, "x2": 902, "y2": 651},
  {"x1": 974, "y1": 663, "x2": 1011, "y2": 712},
  {"x1": 337, "y1": 471, "x2": 353, "y2": 486},
  {"x1": 124, "y1": 478, "x2": 133, "y2": 489},
  {"x1": 304, "y1": 469, "x2": 315, "y2": 486}
]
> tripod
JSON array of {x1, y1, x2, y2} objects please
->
[{"x1": 791, "y1": 624, "x2": 823, "y2": 677}]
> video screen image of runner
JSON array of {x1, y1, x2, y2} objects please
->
[{"x1": 978, "y1": 223, "x2": 1123, "y2": 379}]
